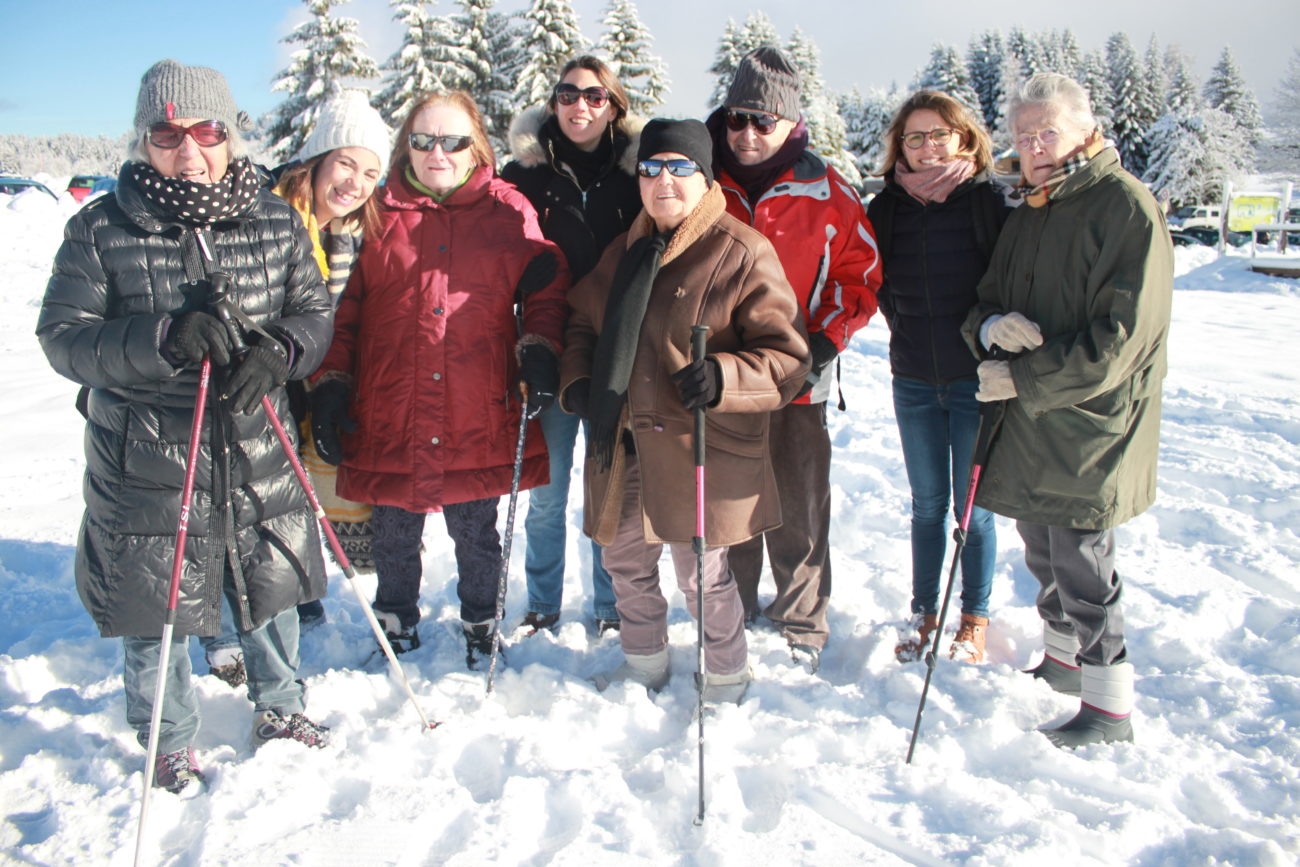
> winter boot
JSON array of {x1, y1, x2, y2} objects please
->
[
  {"x1": 700, "y1": 667, "x2": 753, "y2": 705},
  {"x1": 949, "y1": 614, "x2": 989, "y2": 664},
  {"x1": 463, "y1": 619, "x2": 499, "y2": 671},
  {"x1": 894, "y1": 613, "x2": 939, "y2": 663},
  {"x1": 1024, "y1": 623, "x2": 1082, "y2": 696},
  {"x1": 519, "y1": 611, "x2": 560, "y2": 635},
  {"x1": 154, "y1": 746, "x2": 205, "y2": 797},
  {"x1": 790, "y1": 644, "x2": 821, "y2": 674},
  {"x1": 590, "y1": 647, "x2": 670, "y2": 693},
  {"x1": 1042, "y1": 662, "x2": 1135, "y2": 749},
  {"x1": 206, "y1": 646, "x2": 246, "y2": 689},
  {"x1": 596, "y1": 617, "x2": 622, "y2": 637},
  {"x1": 252, "y1": 709, "x2": 331, "y2": 749},
  {"x1": 297, "y1": 599, "x2": 327, "y2": 631},
  {"x1": 375, "y1": 610, "x2": 420, "y2": 655}
]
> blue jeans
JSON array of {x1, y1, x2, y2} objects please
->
[
  {"x1": 124, "y1": 582, "x2": 305, "y2": 753},
  {"x1": 523, "y1": 404, "x2": 618, "y2": 620},
  {"x1": 892, "y1": 376, "x2": 996, "y2": 617}
]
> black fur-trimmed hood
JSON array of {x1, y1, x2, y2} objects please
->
[{"x1": 507, "y1": 105, "x2": 644, "y2": 178}]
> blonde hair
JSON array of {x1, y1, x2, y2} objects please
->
[
  {"x1": 877, "y1": 90, "x2": 993, "y2": 178},
  {"x1": 390, "y1": 91, "x2": 495, "y2": 179}
]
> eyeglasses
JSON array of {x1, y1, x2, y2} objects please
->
[
  {"x1": 636, "y1": 158, "x2": 703, "y2": 179},
  {"x1": 146, "y1": 120, "x2": 228, "y2": 149},
  {"x1": 724, "y1": 110, "x2": 780, "y2": 135},
  {"x1": 554, "y1": 83, "x2": 610, "y2": 109},
  {"x1": 901, "y1": 128, "x2": 958, "y2": 149},
  {"x1": 1014, "y1": 129, "x2": 1062, "y2": 152},
  {"x1": 408, "y1": 133, "x2": 473, "y2": 153}
]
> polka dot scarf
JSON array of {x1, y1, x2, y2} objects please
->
[{"x1": 130, "y1": 157, "x2": 261, "y2": 225}]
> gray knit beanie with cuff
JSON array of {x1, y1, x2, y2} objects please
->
[
  {"x1": 724, "y1": 47, "x2": 802, "y2": 122},
  {"x1": 297, "y1": 90, "x2": 393, "y2": 176},
  {"x1": 134, "y1": 59, "x2": 245, "y2": 138}
]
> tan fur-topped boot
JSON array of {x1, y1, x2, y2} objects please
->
[{"x1": 949, "y1": 613, "x2": 989, "y2": 663}]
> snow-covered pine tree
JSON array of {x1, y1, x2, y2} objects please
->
[
  {"x1": 1262, "y1": 49, "x2": 1300, "y2": 172},
  {"x1": 375, "y1": 1, "x2": 456, "y2": 126},
  {"x1": 484, "y1": 7, "x2": 527, "y2": 149},
  {"x1": 1006, "y1": 27, "x2": 1040, "y2": 79},
  {"x1": 1038, "y1": 30, "x2": 1066, "y2": 77},
  {"x1": 446, "y1": 0, "x2": 521, "y2": 155},
  {"x1": 512, "y1": 0, "x2": 587, "y2": 109},
  {"x1": 1058, "y1": 29, "x2": 1082, "y2": 79},
  {"x1": 838, "y1": 86, "x2": 898, "y2": 179},
  {"x1": 265, "y1": 0, "x2": 381, "y2": 161},
  {"x1": 1078, "y1": 50, "x2": 1110, "y2": 128},
  {"x1": 736, "y1": 11, "x2": 780, "y2": 56},
  {"x1": 786, "y1": 27, "x2": 860, "y2": 185},
  {"x1": 707, "y1": 18, "x2": 741, "y2": 110},
  {"x1": 915, "y1": 44, "x2": 981, "y2": 114},
  {"x1": 1106, "y1": 32, "x2": 1149, "y2": 175},
  {"x1": 967, "y1": 30, "x2": 1006, "y2": 135},
  {"x1": 1143, "y1": 35, "x2": 1167, "y2": 127},
  {"x1": 597, "y1": 0, "x2": 670, "y2": 115},
  {"x1": 1204, "y1": 46, "x2": 1264, "y2": 148}
]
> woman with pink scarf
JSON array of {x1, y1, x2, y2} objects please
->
[{"x1": 866, "y1": 91, "x2": 1014, "y2": 666}]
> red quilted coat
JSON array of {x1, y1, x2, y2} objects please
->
[{"x1": 314, "y1": 165, "x2": 568, "y2": 511}]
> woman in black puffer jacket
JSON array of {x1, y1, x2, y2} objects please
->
[
  {"x1": 499, "y1": 55, "x2": 643, "y2": 635},
  {"x1": 36, "y1": 59, "x2": 334, "y2": 795},
  {"x1": 867, "y1": 90, "x2": 1013, "y2": 667}
]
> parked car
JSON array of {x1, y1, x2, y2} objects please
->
[
  {"x1": 1170, "y1": 230, "x2": 1205, "y2": 247},
  {"x1": 66, "y1": 174, "x2": 111, "y2": 202},
  {"x1": 1177, "y1": 225, "x2": 1250, "y2": 247},
  {"x1": 1170, "y1": 204, "x2": 1224, "y2": 231},
  {"x1": 0, "y1": 177, "x2": 58, "y2": 200}
]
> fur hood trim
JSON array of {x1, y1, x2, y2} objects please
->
[{"x1": 507, "y1": 105, "x2": 645, "y2": 178}]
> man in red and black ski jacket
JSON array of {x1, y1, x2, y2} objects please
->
[{"x1": 709, "y1": 47, "x2": 881, "y2": 669}]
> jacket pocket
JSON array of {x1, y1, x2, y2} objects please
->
[{"x1": 704, "y1": 411, "x2": 765, "y2": 458}]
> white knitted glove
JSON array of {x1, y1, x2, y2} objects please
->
[
  {"x1": 975, "y1": 360, "x2": 1016, "y2": 402},
  {"x1": 984, "y1": 312, "x2": 1044, "y2": 352}
]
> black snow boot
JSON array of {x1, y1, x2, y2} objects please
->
[
  {"x1": 376, "y1": 610, "x2": 420, "y2": 655},
  {"x1": 463, "y1": 620, "x2": 500, "y2": 671},
  {"x1": 1024, "y1": 655, "x2": 1082, "y2": 696},
  {"x1": 1042, "y1": 704, "x2": 1134, "y2": 748},
  {"x1": 519, "y1": 611, "x2": 560, "y2": 635}
]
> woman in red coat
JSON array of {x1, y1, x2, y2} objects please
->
[{"x1": 310, "y1": 91, "x2": 568, "y2": 667}]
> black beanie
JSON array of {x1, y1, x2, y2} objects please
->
[
  {"x1": 725, "y1": 47, "x2": 802, "y2": 121},
  {"x1": 637, "y1": 118, "x2": 714, "y2": 184}
]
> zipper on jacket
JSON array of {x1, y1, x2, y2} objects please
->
[{"x1": 920, "y1": 207, "x2": 941, "y2": 384}]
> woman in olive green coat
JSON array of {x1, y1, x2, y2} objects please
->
[{"x1": 962, "y1": 73, "x2": 1173, "y2": 750}]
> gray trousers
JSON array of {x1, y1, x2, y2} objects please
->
[
  {"x1": 123, "y1": 601, "x2": 303, "y2": 754},
  {"x1": 729, "y1": 402, "x2": 833, "y2": 648},
  {"x1": 600, "y1": 455, "x2": 747, "y2": 676},
  {"x1": 1017, "y1": 520, "x2": 1127, "y2": 667}
]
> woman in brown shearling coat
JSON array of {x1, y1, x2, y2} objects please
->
[{"x1": 558, "y1": 119, "x2": 809, "y2": 702}]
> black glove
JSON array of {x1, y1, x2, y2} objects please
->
[
  {"x1": 672, "y1": 357, "x2": 721, "y2": 410},
  {"x1": 310, "y1": 379, "x2": 356, "y2": 466},
  {"x1": 809, "y1": 332, "x2": 838, "y2": 372},
  {"x1": 518, "y1": 342, "x2": 559, "y2": 420},
  {"x1": 225, "y1": 337, "x2": 290, "y2": 415},
  {"x1": 563, "y1": 378, "x2": 591, "y2": 419},
  {"x1": 166, "y1": 311, "x2": 233, "y2": 367},
  {"x1": 515, "y1": 250, "x2": 558, "y2": 299}
]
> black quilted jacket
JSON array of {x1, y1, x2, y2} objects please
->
[{"x1": 36, "y1": 162, "x2": 333, "y2": 638}]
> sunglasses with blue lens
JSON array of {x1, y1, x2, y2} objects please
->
[{"x1": 636, "y1": 158, "x2": 703, "y2": 178}]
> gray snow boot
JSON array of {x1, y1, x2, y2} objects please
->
[
  {"x1": 1042, "y1": 662, "x2": 1135, "y2": 749},
  {"x1": 700, "y1": 666, "x2": 753, "y2": 705},
  {"x1": 591, "y1": 648, "x2": 670, "y2": 693},
  {"x1": 1025, "y1": 623, "x2": 1082, "y2": 696}
]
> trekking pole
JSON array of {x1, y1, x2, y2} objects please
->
[
  {"x1": 690, "y1": 324, "x2": 709, "y2": 825},
  {"x1": 905, "y1": 387, "x2": 1008, "y2": 764},
  {"x1": 487, "y1": 389, "x2": 529, "y2": 695},
  {"x1": 134, "y1": 356, "x2": 211, "y2": 867},
  {"x1": 209, "y1": 277, "x2": 437, "y2": 730}
]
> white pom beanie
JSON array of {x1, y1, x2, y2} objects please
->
[{"x1": 298, "y1": 90, "x2": 392, "y2": 175}]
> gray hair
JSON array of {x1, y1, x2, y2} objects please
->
[
  {"x1": 1007, "y1": 73, "x2": 1096, "y2": 134},
  {"x1": 128, "y1": 125, "x2": 249, "y2": 165}
]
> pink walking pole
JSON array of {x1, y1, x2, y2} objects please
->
[{"x1": 690, "y1": 324, "x2": 709, "y2": 825}]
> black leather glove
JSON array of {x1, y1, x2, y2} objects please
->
[
  {"x1": 516, "y1": 250, "x2": 558, "y2": 299},
  {"x1": 809, "y1": 332, "x2": 838, "y2": 372},
  {"x1": 672, "y1": 357, "x2": 721, "y2": 410},
  {"x1": 563, "y1": 378, "x2": 591, "y2": 419},
  {"x1": 310, "y1": 379, "x2": 356, "y2": 466},
  {"x1": 225, "y1": 337, "x2": 290, "y2": 415},
  {"x1": 166, "y1": 311, "x2": 233, "y2": 367},
  {"x1": 519, "y1": 342, "x2": 559, "y2": 420}
]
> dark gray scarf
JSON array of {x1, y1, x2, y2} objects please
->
[{"x1": 587, "y1": 231, "x2": 672, "y2": 471}]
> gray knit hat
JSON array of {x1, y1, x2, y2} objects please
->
[
  {"x1": 298, "y1": 90, "x2": 393, "y2": 175},
  {"x1": 134, "y1": 59, "x2": 241, "y2": 136},
  {"x1": 724, "y1": 47, "x2": 802, "y2": 121}
]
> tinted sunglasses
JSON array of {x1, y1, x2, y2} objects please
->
[
  {"x1": 636, "y1": 158, "x2": 703, "y2": 179},
  {"x1": 902, "y1": 128, "x2": 958, "y2": 149},
  {"x1": 724, "y1": 110, "x2": 780, "y2": 135},
  {"x1": 146, "y1": 120, "x2": 228, "y2": 149},
  {"x1": 554, "y1": 83, "x2": 610, "y2": 109},
  {"x1": 408, "y1": 132, "x2": 474, "y2": 153}
]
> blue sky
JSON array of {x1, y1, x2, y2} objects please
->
[{"x1": 1, "y1": 0, "x2": 1294, "y2": 138}]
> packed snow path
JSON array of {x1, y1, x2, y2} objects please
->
[{"x1": 0, "y1": 195, "x2": 1296, "y2": 864}]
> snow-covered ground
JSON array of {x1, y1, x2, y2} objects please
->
[{"x1": 1, "y1": 192, "x2": 1297, "y2": 865}]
